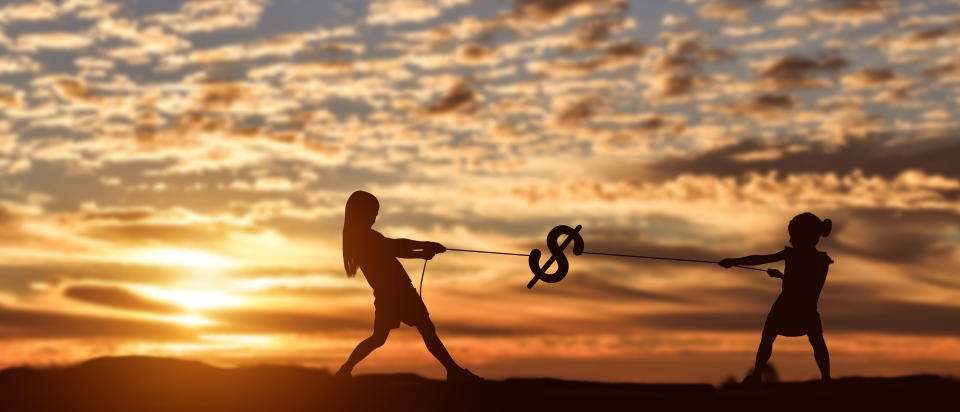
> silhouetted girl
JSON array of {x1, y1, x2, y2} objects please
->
[
  {"x1": 719, "y1": 212, "x2": 833, "y2": 383},
  {"x1": 336, "y1": 190, "x2": 482, "y2": 382}
]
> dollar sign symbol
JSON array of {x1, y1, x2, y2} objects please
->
[{"x1": 527, "y1": 225, "x2": 585, "y2": 289}]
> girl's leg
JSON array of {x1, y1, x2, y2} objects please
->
[
  {"x1": 747, "y1": 329, "x2": 777, "y2": 382},
  {"x1": 337, "y1": 327, "x2": 391, "y2": 376},
  {"x1": 416, "y1": 319, "x2": 460, "y2": 373},
  {"x1": 808, "y1": 332, "x2": 831, "y2": 381}
]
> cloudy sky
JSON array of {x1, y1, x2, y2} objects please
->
[{"x1": 1, "y1": 0, "x2": 959, "y2": 382}]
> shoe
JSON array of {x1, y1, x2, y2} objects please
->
[
  {"x1": 740, "y1": 373, "x2": 761, "y2": 385},
  {"x1": 447, "y1": 368, "x2": 483, "y2": 383},
  {"x1": 335, "y1": 367, "x2": 352, "y2": 380}
]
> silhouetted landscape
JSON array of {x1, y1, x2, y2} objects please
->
[{"x1": 1, "y1": 356, "x2": 956, "y2": 411}]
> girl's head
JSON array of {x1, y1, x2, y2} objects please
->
[
  {"x1": 788, "y1": 212, "x2": 832, "y2": 248},
  {"x1": 343, "y1": 190, "x2": 379, "y2": 277}
]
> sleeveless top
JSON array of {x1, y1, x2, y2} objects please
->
[{"x1": 778, "y1": 246, "x2": 833, "y2": 312}]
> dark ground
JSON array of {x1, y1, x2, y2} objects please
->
[{"x1": 1, "y1": 356, "x2": 956, "y2": 411}]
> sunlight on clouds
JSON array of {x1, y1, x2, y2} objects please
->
[
  {"x1": 0, "y1": 0, "x2": 958, "y2": 382},
  {"x1": 132, "y1": 286, "x2": 243, "y2": 311},
  {"x1": 127, "y1": 248, "x2": 237, "y2": 269}
]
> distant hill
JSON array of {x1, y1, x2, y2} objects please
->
[{"x1": 1, "y1": 356, "x2": 956, "y2": 411}]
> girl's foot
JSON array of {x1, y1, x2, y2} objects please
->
[
  {"x1": 447, "y1": 368, "x2": 483, "y2": 383},
  {"x1": 335, "y1": 367, "x2": 352, "y2": 380},
  {"x1": 740, "y1": 372, "x2": 761, "y2": 385}
]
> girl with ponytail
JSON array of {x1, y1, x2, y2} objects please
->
[
  {"x1": 337, "y1": 191, "x2": 482, "y2": 382},
  {"x1": 718, "y1": 212, "x2": 834, "y2": 384}
]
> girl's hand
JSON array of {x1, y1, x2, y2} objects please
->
[
  {"x1": 766, "y1": 269, "x2": 784, "y2": 278},
  {"x1": 428, "y1": 242, "x2": 446, "y2": 254},
  {"x1": 423, "y1": 242, "x2": 445, "y2": 259},
  {"x1": 718, "y1": 258, "x2": 736, "y2": 268}
]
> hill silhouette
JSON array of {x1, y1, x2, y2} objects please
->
[{"x1": 1, "y1": 356, "x2": 956, "y2": 411}]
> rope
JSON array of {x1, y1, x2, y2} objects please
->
[
  {"x1": 580, "y1": 251, "x2": 766, "y2": 272},
  {"x1": 445, "y1": 248, "x2": 765, "y2": 272},
  {"x1": 418, "y1": 247, "x2": 767, "y2": 295},
  {"x1": 446, "y1": 248, "x2": 528, "y2": 257},
  {"x1": 418, "y1": 259, "x2": 428, "y2": 297}
]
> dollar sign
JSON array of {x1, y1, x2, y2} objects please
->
[{"x1": 527, "y1": 224, "x2": 585, "y2": 289}]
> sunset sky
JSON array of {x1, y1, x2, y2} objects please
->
[{"x1": 1, "y1": 0, "x2": 959, "y2": 383}]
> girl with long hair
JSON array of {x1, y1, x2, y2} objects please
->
[{"x1": 336, "y1": 190, "x2": 482, "y2": 382}]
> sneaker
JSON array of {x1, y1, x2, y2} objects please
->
[{"x1": 447, "y1": 368, "x2": 483, "y2": 383}]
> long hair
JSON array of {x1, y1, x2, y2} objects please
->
[{"x1": 342, "y1": 191, "x2": 379, "y2": 277}]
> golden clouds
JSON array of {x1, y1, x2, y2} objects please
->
[
  {"x1": 698, "y1": 2, "x2": 749, "y2": 24},
  {"x1": 146, "y1": 0, "x2": 269, "y2": 34},
  {"x1": 0, "y1": 0, "x2": 959, "y2": 381},
  {"x1": 15, "y1": 32, "x2": 93, "y2": 52}
]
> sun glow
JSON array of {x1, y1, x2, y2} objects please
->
[
  {"x1": 128, "y1": 248, "x2": 237, "y2": 268},
  {"x1": 165, "y1": 314, "x2": 217, "y2": 327},
  {"x1": 135, "y1": 287, "x2": 243, "y2": 310}
]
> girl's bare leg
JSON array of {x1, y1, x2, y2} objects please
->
[
  {"x1": 337, "y1": 327, "x2": 390, "y2": 376},
  {"x1": 746, "y1": 329, "x2": 777, "y2": 383},
  {"x1": 416, "y1": 320, "x2": 459, "y2": 373},
  {"x1": 808, "y1": 332, "x2": 831, "y2": 381}
]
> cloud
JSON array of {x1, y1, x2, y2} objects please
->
[
  {"x1": 0, "y1": 1, "x2": 60, "y2": 22},
  {"x1": 205, "y1": 308, "x2": 369, "y2": 334},
  {"x1": 367, "y1": 0, "x2": 451, "y2": 26},
  {"x1": 63, "y1": 284, "x2": 185, "y2": 314},
  {"x1": 455, "y1": 44, "x2": 497, "y2": 65},
  {"x1": 146, "y1": 0, "x2": 269, "y2": 34},
  {"x1": 752, "y1": 55, "x2": 849, "y2": 89},
  {"x1": 809, "y1": 0, "x2": 899, "y2": 27},
  {"x1": 0, "y1": 55, "x2": 42, "y2": 74},
  {"x1": 722, "y1": 94, "x2": 797, "y2": 120},
  {"x1": 0, "y1": 305, "x2": 195, "y2": 340},
  {"x1": 15, "y1": 32, "x2": 93, "y2": 52},
  {"x1": 420, "y1": 79, "x2": 477, "y2": 116},
  {"x1": 508, "y1": 0, "x2": 628, "y2": 24},
  {"x1": 636, "y1": 298, "x2": 960, "y2": 336},
  {"x1": 698, "y1": 2, "x2": 749, "y2": 24},
  {"x1": 841, "y1": 68, "x2": 912, "y2": 90},
  {"x1": 648, "y1": 133, "x2": 960, "y2": 181}
]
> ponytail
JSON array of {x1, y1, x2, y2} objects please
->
[{"x1": 821, "y1": 218, "x2": 832, "y2": 238}]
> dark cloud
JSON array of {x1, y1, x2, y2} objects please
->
[
  {"x1": 647, "y1": 133, "x2": 960, "y2": 180},
  {"x1": 509, "y1": 0, "x2": 628, "y2": 22},
  {"x1": 63, "y1": 285, "x2": 185, "y2": 314},
  {"x1": 532, "y1": 40, "x2": 646, "y2": 77},
  {"x1": 635, "y1": 297, "x2": 960, "y2": 336},
  {"x1": 0, "y1": 305, "x2": 195, "y2": 340},
  {"x1": 553, "y1": 97, "x2": 600, "y2": 127},
  {"x1": 422, "y1": 80, "x2": 476, "y2": 116},
  {"x1": 456, "y1": 44, "x2": 495, "y2": 64},
  {"x1": 842, "y1": 68, "x2": 898, "y2": 88},
  {"x1": 724, "y1": 94, "x2": 796, "y2": 119},
  {"x1": 828, "y1": 209, "x2": 960, "y2": 267},
  {"x1": 757, "y1": 55, "x2": 849, "y2": 88},
  {"x1": 205, "y1": 309, "x2": 370, "y2": 334}
]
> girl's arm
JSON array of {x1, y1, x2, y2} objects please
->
[
  {"x1": 384, "y1": 237, "x2": 446, "y2": 259},
  {"x1": 718, "y1": 249, "x2": 788, "y2": 268}
]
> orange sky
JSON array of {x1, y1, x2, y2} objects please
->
[{"x1": 1, "y1": 0, "x2": 959, "y2": 382}]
